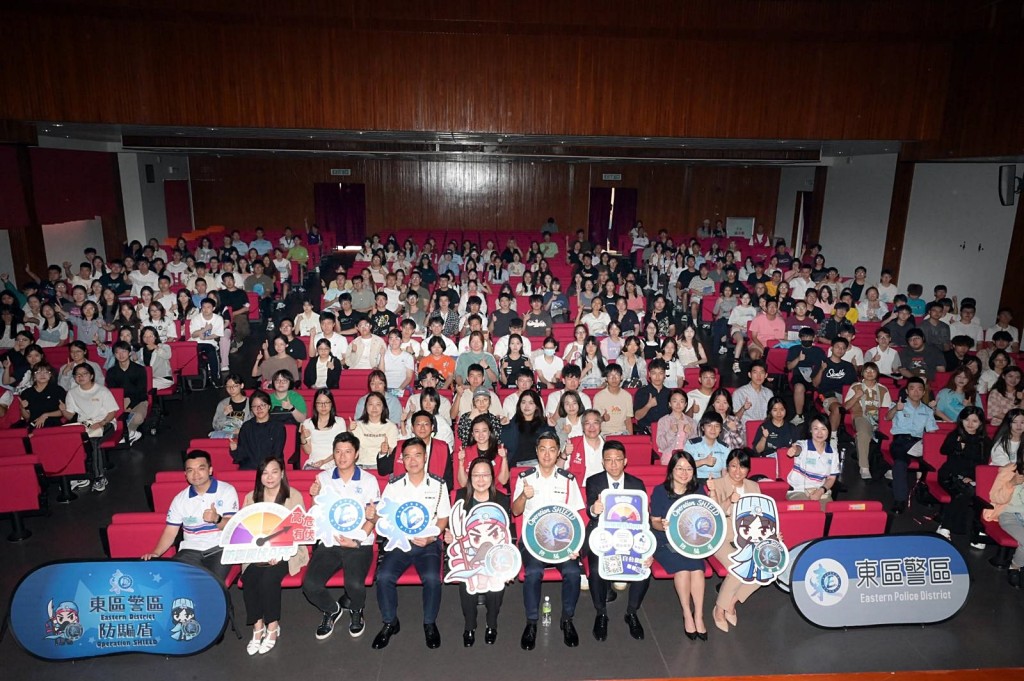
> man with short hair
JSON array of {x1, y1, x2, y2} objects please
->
[
  {"x1": 350, "y1": 276, "x2": 374, "y2": 315},
  {"x1": 346, "y1": 318, "x2": 386, "y2": 369},
  {"x1": 921, "y1": 302, "x2": 952, "y2": 352},
  {"x1": 885, "y1": 377, "x2": 939, "y2": 514},
  {"x1": 141, "y1": 450, "x2": 239, "y2": 582},
  {"x1": 544, "y1": 364, "x2": 592, "y2": 416},
  {"x1": 249, "y1": 227, "x2": 274, "y2": 256},
  {"x1": 303, "y1": 432, "x2": 381, "y2": 639},
  {"x1": 593, "y1": 365, "x2": 634, "y2": 436},
  {"x1": 105, "y1": 340, "x2": 149, "y2": 445},
  {"x1": 489, "y1": 294, "x2": 517, "y2": 338},
  {"x1": 513, "y1": 430, "x2": 586, "y2": 650},
  {"x1": 585, "y1": 440, "x2": 650, "y2": 642},
  {"x1": 130, "y1": 258, "x2": 159, "y2": 297},
  {"x1": 190, "y1": 297, "x2": 225, "y2": 384},
  {"x1": 372, "y1": 437, "x2": 450, "y2": 649},
  {"x1": 370, "y1": 292, "x2": 398, "y2": 337},
  {"x1": 898, "y1": 329, "x2": 946, "y2": 383},
  {"x1": 731, "y1": 361, "x2": 774, "y2": 425},
  {"x1": 813, "y1": 338, "x2": 858, "y2": 440},
  {"x1": 986, "y1": 307, "x2": 1020, "y2": 354},
  {"x1": 633, "y1": 359, "x2": 671, "y2": 435},
  {"x1": 219, "y1": 272, "x2": 251, "y2": 349}
]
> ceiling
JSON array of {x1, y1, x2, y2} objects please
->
[{"x1": 34, "y1": 122, "x2": 903, "y2": 166}]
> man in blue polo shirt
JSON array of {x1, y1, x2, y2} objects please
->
[{"x1": 142, "y1": 450, "x2": 239, "y2": 582}]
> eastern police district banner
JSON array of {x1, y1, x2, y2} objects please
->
[
  {"x1": 791, "y1": 534, "x2": 969, "y2": 628},
  {"x1": 9, "y1": 560, "x2": 229, "y2": 660}
]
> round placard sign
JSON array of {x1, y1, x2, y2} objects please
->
[
  {"x1": 328, "y1": 497, "x2": 366, "y2": 535},
  {"x1": 522, "y1": 504, "x2": 585, "y2": 563},
  {"x1": 665, "y1": 496, "x2": 727, "y2": 559},
  {"x1": 395, "y1": 501, "x2": 431, "y2": 535}
]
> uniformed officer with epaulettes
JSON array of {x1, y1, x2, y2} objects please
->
[{"x1": 511, "y1": 429, "x2": 586, "y2": 650}]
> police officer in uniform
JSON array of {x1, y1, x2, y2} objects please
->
[
  {"x1": 512, "y1": 429, "x2": 586, "y2": 650},
  {"x1": 372, "y1": 437, "x2": 451, "y2": 649}
]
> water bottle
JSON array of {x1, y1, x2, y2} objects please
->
[{"x1": 541, "y1": 596, "x2": 552, "y2": 626}]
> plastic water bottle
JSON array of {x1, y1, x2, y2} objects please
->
[{"x1": 541, "y1": 596, "x2": 552, "y2": 626}]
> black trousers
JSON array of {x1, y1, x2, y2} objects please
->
[
  {"x1": 458, "y1": 584, "x2": 504, "y2": 630},
  {"x1": 242, "y1": 561, "x2": 289, "y2": 625},
  {"x1": 586, "y1": 549, "x2": 651, "y2": 614},
  {"x1": 301, "y1": 544, "x2": 374, "y2": 614},
  {"x1": 175, "y1": 548, "x2": 232, "y2": 584}
]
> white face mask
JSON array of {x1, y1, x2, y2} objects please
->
[{"x1": 544, "y1": 348, "x2": 555, "y2": 357}]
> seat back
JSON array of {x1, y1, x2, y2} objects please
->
[
  {"x1": 29, "y1": 426, "x2": 88, "y2": 476},
  {"x1": 0, "y1": 456, "x2": 41, "y2": 513},
  {"x1": 0, "y1": 428, "x2": 31, "y2": 457},
  {"x1": 825, "y1": 500, "x2": 888, "y2": 536},
  {"x1": 778, "y1": 506, "x2": 826, "y2": 548},
  {"x1": 748, "y1": 455, "x2": 778, "y2": 480},
  {"x1": 107, "y1": 519, "x2": 176, "y2": 558}
]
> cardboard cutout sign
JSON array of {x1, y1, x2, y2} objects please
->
[
  {"x1": 587, "y1": 489, "x2": 656, "y2": 581},
  {"x1": 665, "y1": 495, "x2": 727, "y2": 560},
  {"x1": 522, "y1": 503, "x2": 585, "y2": 563},
  {"x1": 219, "y1": 502, "x2": 316, "y2": 564},
  {"x1": 375, "y1": 497, "x2": 441, "y2": 552},
  {"x1": 444, "y1": 500, "x2": 521, "y2": 594},
  {"x1": 9, "y1": 560, "x2": 228, "y2": 660},
  {"x1": 727, "y1": 494, "x2": 789, "y2": 585},
  {"x1": 308, "y1": 490, "x2": 369, "y2": 547}
]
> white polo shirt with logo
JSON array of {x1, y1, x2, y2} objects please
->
[{"x1": 166, "y1": 478, "x2": 239, "y2": 552}]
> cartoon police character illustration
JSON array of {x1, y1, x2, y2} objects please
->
[
  {"x1": 45, "y1": 600, "x2": 83, "y2": 644},
  {"x1": 170, "y1": 597, "x2": 201, "y2": 641},
  {"x1": 445, "y1": 501, "x2": 521, "y2": 593},
  {"x1": 728, "y1": 495, "x2": 786, "y2": 585}
]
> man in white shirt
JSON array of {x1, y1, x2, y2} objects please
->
[
  {"x1": 129, "y1": 258, "x2": 160, "y2": 297},
  {"x1": 513, "y1": 431, "x2": 585, "y2": 650},
  {"x1": 875, "y1": 270, "x2": 899, "y2": 304},
  {"x1": 948, "y1": 303, "x2": 984, "y2": 345},
  {"x1": 372, "y1": 438, "x2": 450, "y2": 650},
  {"x1": 303, "y1": 432, "x2": 381, "y2": 639},
  {"x1": 141, "y1": 450, "x2": 239, "y2": 582},
  {"x1": 687, "y1": 367, "x2": 718, "y2": 418},
  {"x1": 311, "y1": 312, "x2": 349, "y2": 358},
  {"x1": 190, "y1": 298, "x2": 225, "y2": 383},
  {"x1": 493, "y1": 319, "x2": 532, "y2": 358},
  {"x1": 563, "y1": 409, "x2": 605, "y2": 481},
  {"x1": 165, "y1": 250, "x2": 190, "y2": 284},
  {"x1": 987, "y1": 307, "x2": 1020, "y2": 353},
  {"x1": 788, "y1": 263, "x2": 815, "y2": 301}
]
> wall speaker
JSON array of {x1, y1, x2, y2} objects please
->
[{"x1": 998, "y1": 164, "x2": 1019, "y2": 207}]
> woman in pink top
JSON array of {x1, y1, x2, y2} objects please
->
[{"x1": 655, "y1": 389, "x2": 697, "y2": 464}]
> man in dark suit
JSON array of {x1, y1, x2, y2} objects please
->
[{"x1": 584, "y1": 440, "x2": 651, "y2": 642}]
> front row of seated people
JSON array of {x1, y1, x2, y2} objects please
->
[{"x1": 144, "y1": 429, "x2": 825, "y2": 653}]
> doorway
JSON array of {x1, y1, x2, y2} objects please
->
[{"x1": 314, "y1": 182, "x2": 366, "y2": 246}]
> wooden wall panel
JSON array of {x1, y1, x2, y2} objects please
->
[
  {"x1": 0, "y1": 0, "x2": 966, "y2": 142},
  {"x1": 189, "y1": 156, "x2": 781, "y2": 241}
]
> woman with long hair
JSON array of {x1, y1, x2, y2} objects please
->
[
  {"x1": 650, "y1": 451, "x2": 707, "y2": 640},
  {"x1": 457, "y1": 413, "x2": 510, "y2": 489},
  {"x1": 988, "y1": 367, "x2": 1023, "y2": 426},
  {"x1": 990, "y1": 408, "x2": 1024, "y2": 467},
  {"x1": 137, "y1": 325, "x2": 173, "y2": 390},
  {"x1": 209, "y1": 373, "x2": 250, "y2": 439},
  {"x1": 241, "y1": 456, "x2": 307, "y2": 655},
  {"x1": 936, "y1": 406, "x2": 991, "y2": 538},
  {"x1": 982, "y1": 437, "x2": 1024, "y2": 587},
  {"x1": 230, "y1": 390, "x2": 287, "y2": 470},
  {"x1": 934, "y1": 366, "x2": 981, "y2": 423},
  {"x1": 350, "y1": 391, "x2": 399, "y2": 468},
  {"x1": 704, "y1": 388, "x2": 745, "y2": 450}
]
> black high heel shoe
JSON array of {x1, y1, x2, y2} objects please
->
[
  {"x1": 684, "y1": 630, "x2": 698, "y2": 641},
  {"x1": 696, "y1": 631, "x2": 708, "y2": 641}
]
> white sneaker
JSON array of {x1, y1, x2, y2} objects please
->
[
  {"x1": 91, "y1": 477, "x2": 108, "y2": 493},
  {"x1": 718, "y1": 346, "x2": 728, "y2": 355},
  {"x1": 970, "y1": 540, "x2": 987, "y2": 550},
  {"x1": 936, "y1": 527, "x2": 951, "y2": 540},
  {"x1": 612, "y1": 581, "x2": 628, "y2": 592},
  {"x1": 579, "y1": 574, "x2": 590, "y2": 591},
  {"x1": 127, "y1": 430, "x2": 142, "y2": 446},
  {"x1": 884, "y1": 470, "x2": 893, "y2": 480},
  {"x1": 860, "y1": 467, "x2": 871, "y2": 480},
  {"x1": 70, "y1": 479, "x2": 91, "y2": 490},
  {"x1": 790, "y1": 415, "x2": 805, "y2": 425}
]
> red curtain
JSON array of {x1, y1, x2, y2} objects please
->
[
  {"x1": 610, "y1": 188, "x2": 638, "y2": 250},
  {"x1": 0, "y1": 146, "x2": 29, "y2": 229},
  {"x1": 29, "y1": 148, "x2": 117, "y2": 225},
  {"x1": 314, "y1": 182, "x2": 366, "y2": 246},
  {"x1": 164, "y1": 180, "x2": 193, "y2": 236},
  {"x1": 588, "y1": 187, "x2": 612, "y2": 248}
]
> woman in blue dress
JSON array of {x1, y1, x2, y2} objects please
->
[{"x1": 650, "y1": 450, "x2": 708, "y2": 641}]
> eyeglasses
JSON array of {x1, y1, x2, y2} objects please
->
[
  {"x1": 602, "y1": 457, "x2": 625, "y2": 463},
  {"x1": 315, "y1": 401, "x2": 333, "y2": 406},
  {"x1": 675, "y1": 467, "x2": 695, "y2": 473},
  {"x1": 252, "y1": 403, "x2": 270, "y2": 410}
]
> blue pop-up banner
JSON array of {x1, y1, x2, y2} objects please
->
[
  {"x1": 9, "y1": 560, "x2": 229, "y2": 660},
  {"x1": 790, "y1": 534, "x2": 969, "y2": 628}
]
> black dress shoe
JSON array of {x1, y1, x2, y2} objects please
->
[
  {"x1": 463, "y1": 629, "x2": 475, "y2": 647},
  {"x1": 561, "y1": 618, "x2": 579, "y2": 647},
  {"x1": 592, "y1": 612, "x2": 609, "y2": 641},
  {"x1": 520, "y1": 622, "x2": 537, "y2": 650},
  {"x1": 684, "y1": 628, "x2": 698, "y2": 641},
  {"x1": 484, "y1": 627, "x2": 497, "y2": 645},
  {"x1": 624, "y1": 612, "x2": 644, "y2": 640},
  {"x1": 371, "y1": 620, "x2": 400, "y2": 649},
  {"x1": 696, "y1": 631, "x2": 708, "y2": 642},
  {"x1": 424, "y1": 623, "x2": 441, "y2": 649}
]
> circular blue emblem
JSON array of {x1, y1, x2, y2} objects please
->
[
  {"x1": 395, "y1": 501, "x2": 431, "y2": 535},
  {"x1": 329, "y1": 498, "x2": 365, "y2": 534}
]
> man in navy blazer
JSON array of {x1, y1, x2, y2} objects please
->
[{"x1": 584, "y1": 440, "x2": 651, "y2": 642}]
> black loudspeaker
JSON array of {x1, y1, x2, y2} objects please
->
[
  {"x1": 998, "y1": 164, "x2": 1018, "y2": 207},
  {"x1": 145, "y1": 164, "x2": 155, "y2": 183}
]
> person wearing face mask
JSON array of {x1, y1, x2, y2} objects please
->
[{"x1": 785, "y1": 327, "x2": 826, "y2": 426}]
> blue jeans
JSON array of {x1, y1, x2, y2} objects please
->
[
  {"x1": 520, "y1": 543, "x2": 580, "y2": 621},
  {"x1": 375, "y1": 541, "x2": 443, "y2": 625}
]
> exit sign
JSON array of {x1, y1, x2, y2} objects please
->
[
  {"x1": 330, "y1": 168, "x2": 352, "y2": 176},
  {"x1": 602, "y1": 173, "x2": 622, "y2": 181}
]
